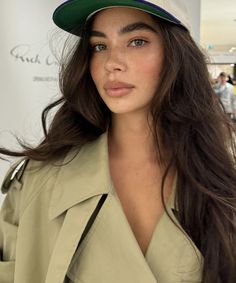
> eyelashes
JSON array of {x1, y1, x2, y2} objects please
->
[
  {"x1": 90, "y1": 43, "x2": 107, "y2": 53},
  {"x1": 90, "y1": 38, "x2": 149, "y2": 53},
  {"x1": 129, "y1": 39, "x2": 148, "y2": 47}
]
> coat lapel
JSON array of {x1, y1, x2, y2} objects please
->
[
  {"x1": 145, "y1": 183, "x2": 203, "y2": 282},
  {"x1": 48, "y1": 133, "x2": 112, "y2": 220},
  {"x1": 66, "y1": 193, "x2": 157, "y2": 283},
  {"x1": 46, "y1": 133, "x2": 113, "y2": 283},
  {"x1": 45, "y1": 195, "x2": 105, "y2": 283}
]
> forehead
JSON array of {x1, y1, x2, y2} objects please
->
[{"x1": 91, "y1": 7, "x2": 156, "y2": 29}]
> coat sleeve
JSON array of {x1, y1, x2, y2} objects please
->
[{"x1": 0, "y1": 160, "x2": 27, "y2": 283}]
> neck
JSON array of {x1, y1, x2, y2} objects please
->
[{"x1": 108, "y1": 112, "x2": 158, "y2": 163}]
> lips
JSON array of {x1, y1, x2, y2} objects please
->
[{"x1": 103, "y1": 81, "x2": 135, "y2": 97}]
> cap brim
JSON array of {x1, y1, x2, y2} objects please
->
[{"x1": 53, "y1": 0, "x2": 182, "y2": 35}]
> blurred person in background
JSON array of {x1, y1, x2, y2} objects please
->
[{"x1": 213, "y1": 71, "x2": 236, "y2": 120}]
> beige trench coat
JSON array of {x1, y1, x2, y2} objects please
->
[{"x1": 0, "y1": 133, "x2": 203, "y2": 283}]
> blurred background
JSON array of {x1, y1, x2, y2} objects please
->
[
  {"x1": 0, "y1": 0, "x2": 236, "y2": 205},
  {"x1": 201, "y1": 0, "x2": 236, "y2": 90}
]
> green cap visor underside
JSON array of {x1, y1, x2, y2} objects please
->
[{"x1": 53, "y1": 0, "x2": 181, "y2": 35}]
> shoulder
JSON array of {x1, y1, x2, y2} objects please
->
[
  {"x1": 1, "y1": 158, "x2": 58, "y2": 194},
  {"x1": 1, "y1": 147, "x2": 81, "y2": 207},
  {"x1": 1, "y1": 134, "x2": 107, "y2": 212},
  {"x1": 226, "y1": 82, "x2": 234, "y2": 90}
]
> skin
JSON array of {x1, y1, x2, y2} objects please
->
[{"x1": 89, "y1": 7, "x2": 175, "y2": 255}]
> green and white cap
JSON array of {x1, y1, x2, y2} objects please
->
[{"x1": 53, "y1": 0, "x2": 190, "y2": 35}]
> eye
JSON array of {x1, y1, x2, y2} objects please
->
[
  {"x1": 90, "y1": 43, "x2": 107, "y2": 53},
  {"x1": 129, "y1": 39, "x2": 148, "y2": 47}
]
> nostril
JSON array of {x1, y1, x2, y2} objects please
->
[{"x1": 104, "y1": 58, "x2": 126, "y2": 73}]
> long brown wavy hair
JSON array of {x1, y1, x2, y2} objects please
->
[{"x1": 1, "y1": 14, "x2": 236, "y2": 282}]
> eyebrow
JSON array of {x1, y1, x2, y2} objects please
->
[{"x1": 90, "y1": 21, "x2": 158, "y2": 38}]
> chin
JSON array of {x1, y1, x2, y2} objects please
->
[
  {"x1": 104, "y1": 101, "x2": 149, "y2": 116},
  {"x1": 109, "y1": 108, "x2": 132, "y2": 115},
  {"x1": 109, "y1": 106, "x2": 148, "y2": 116}
]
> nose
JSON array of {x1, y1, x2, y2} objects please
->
[{"x1": 104, "y1": 47, "x2": 127, "y2": 73}]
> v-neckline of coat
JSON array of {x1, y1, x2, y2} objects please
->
[{"x1": 110, "y1": 180, "x2": 176, "y2": 261}]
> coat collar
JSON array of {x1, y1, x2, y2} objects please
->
[
  {"x1": 49, "y1": 132, "x2": 112, "y2": 220},
  {"x1": 49, "y1": 132, "x2": 177, "y2": 220}
]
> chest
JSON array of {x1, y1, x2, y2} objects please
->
[
  {"x1": 110, "y1": 162, "x2": 174, "y2": 255},
  {"x1": 116, "y1": 188, "x2": 164, "y2": 255}
]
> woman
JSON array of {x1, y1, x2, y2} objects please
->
[{"x1": 0, "y1": 1, "x2": 236, "y2": 282}]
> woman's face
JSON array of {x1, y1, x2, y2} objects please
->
[{"x1": 89, "y1": 7, "x2": 164, "y2": 116}]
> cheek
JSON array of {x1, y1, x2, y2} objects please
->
[{"x1": 138, "y1": 54, "x2": 163, "y2": 84}]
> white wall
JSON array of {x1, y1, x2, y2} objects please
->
[
  {"x1": 0, "y1": 0, "x2": 62, "y2": 205},
  {"x1": 186, "y1": 0, "x2": 201, "y2": 43}
]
